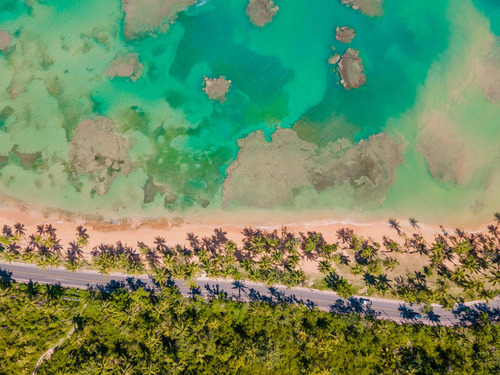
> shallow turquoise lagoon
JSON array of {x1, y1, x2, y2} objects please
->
[{"x1": 0, "y1": 0, "x2": 498, "y2": 225}]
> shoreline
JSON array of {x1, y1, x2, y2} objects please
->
[{"x1": 0, "y1": 198, "x2": 496, "y2": 254}]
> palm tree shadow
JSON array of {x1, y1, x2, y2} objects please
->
[
  {"x1": 231, "y1": 280, "x2": 247, "y2": 301},
  {"x1": 203, "y1": 283, "x2": 315, "y2": 309},
  {"x1": 329, "y1": 298, "x2": 379, "y2": 317},
  {"x1": 424, "y1": 310, "x2": 441, "y2": 324},
  {"x1": 453, "y1": 303, "x2": 500, "y2": 325},
  {"x1": 0, "y1": 268, "x2": 13, "y2": 287},
  {"x1": 189, "y1": 285, "x2": 202, "y2": 298},
  {"x1": 398, "y1": 304, "x2": 416, "y2": 320},
  {"x1": 91, "y1": 277, "x2": 156, "y2": 294}
]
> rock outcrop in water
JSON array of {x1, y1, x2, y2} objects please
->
[
  {"x1": 338, "y1": 48, "x2": 366, "y2": 90},
  {"x1": 0, "y1": 31, "x2": 11, "y2": 51},
  {"x1": 417, "y1": 112, "x2": 469, "y2": 185},
  {"x1": 246, "y1": 0, "x2": 279, "y2": 27},
  {"x1": 340, "y1": 0, "x2": 385, "y2": 17},
  {"x1": 203, "y1": 76, "x2": 231, "y2": 103},
  {"x1": 106, "y1": 53, "x2": 143, "y2": 82},
  {"x1": 69, "y1": 117, "x2": 133, "y2": 195},
  {"x1": 328, "y1": 53, "x2": 341, "y2": 65},
  {"x1": 335, "y1": 26, "x2": 356, "y2": 44},
  {"x1": 223, "y1": 129, "x2": 404, "y2": 208},
  {"x1": 121, "y1": 0, "x2": 198, "y2": 40}
]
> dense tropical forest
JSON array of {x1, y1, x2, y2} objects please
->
[
  {"x1": 0, "y1": 275, "x2": 500, "y2": 374},
  {"x1": 1, "y1": 216, "x2": 500, "y2": 309}
]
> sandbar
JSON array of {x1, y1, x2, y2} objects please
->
[
  {"x1": 475, "y1": 48, "x2": 500, "y2": 103},
  {"x1": 417, "y1": 111, "x2": 469, "y2": 185}
]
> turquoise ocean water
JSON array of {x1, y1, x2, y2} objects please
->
[{"x1": 0, "y1": 0, "x2": 498, "y2": 225}]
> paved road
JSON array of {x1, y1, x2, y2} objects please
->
[{"x1": 1, "y1": 261, "x2": 499, "y2": 325}]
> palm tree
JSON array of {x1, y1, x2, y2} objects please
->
[
  {"x1": 321, "y1": 243, "x2": 338, "y2": 259},
  {"x1": 153, "y1": 267, "x2": 171, "y2": 285},
  {"x1": 376, "y1": 274, "x2": 392, "y2": 295},
  {"x1": 439, "y1": 296, "x2": 456, "y2": 311},
  {"x1": 7, "y1": 243, "x2": 21, "y2": 257},
  {"x1": 462, "y1": 255, "x2": 479, "y2": 274},
  {"x1": 383, "y1": 257, "x2": 399, "y2": 272},
  {"x1": 65, "y1": 259, "x2": 83, "y2": 272},
  {"x1": 162, "y1": 253, "x2": 176, "y2": 269},
  {"x1": 240, "y1": 258, "x2": 254, "y2": 272},
  {"x1": 258, "y1": 256, "x2": 272, "y2": 271},
  {"x1": 488, "y1": 271, "x2": 500, "y2": 286},
  {"x1": 318, "y1": 260, "x2": 332, "y2": 275},
  {"x1": 351, "y1": 264, "x2": 364, "y2": 276},
  {"x1": 430, "y1": 244, "x2": 445, "y2": 266},
  {"x1": 479, "y1": 288, "x2": 497, "y2": 302},
  {"x1": 248, "y1": 235, "x2": 265, "y2": 257},
  {"x1": 145, "y1": 249, "x2": 161, "y2": 270}
]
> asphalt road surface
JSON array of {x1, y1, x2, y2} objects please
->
[{"x1": 1, "y1": 261, "x2": 499, "y2": 325}]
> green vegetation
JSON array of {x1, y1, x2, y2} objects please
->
[
  {"x1": 0, "y1": 279, "x2": 83, "y2": 374},
  {"x1": 1, "y1": 278, "x2": 500, "y2": 374},
  {"x1": 1, "y1": 216, "x2": 500, "y2": 310}
]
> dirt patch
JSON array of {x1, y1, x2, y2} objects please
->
[
  {"x1": 335, "y1": 26, "x2": 356, "y2": 43},
  {"x1": 417, "y1": 111, "x2": 469, "y2": 184},
  {"x1": 338, "y1": 48, "x2": 366, "y2": 90},
  {"x1": 246, "y1": 0, "x2": 279, "y2": 27},
  {"x1": 121, "y1": 0, "x2": 198, "y2": 40},
  {"x1": 340, "y1": 0, "x2": 385, "y2": 17},
  {"x1": 69, "y1": 116, "x2": 133, "y2": 195},
  {"x1": 0, "y1": 30, "x2": 10, "y2": 51},
  {"x1": 203, "y1": 76, "x2": 231, "y2": 103},
  {"x1": 106, "y1": 53, "x2": 143, "y2": 82}
]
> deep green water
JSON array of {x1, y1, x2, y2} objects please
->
[{"x1": 0, "y1": 0, "x2": 498, "y2": 225}]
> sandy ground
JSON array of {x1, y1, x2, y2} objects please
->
[{"x1": 0, "y1": 198, "x2": 494, "y2": 273}]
